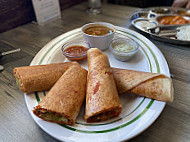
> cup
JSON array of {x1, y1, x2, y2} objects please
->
[
  {"x1": 81, "y1": 22, "x2": 116, "y2": 51},
  {"x1": 87, "y1": 0, "x2": 101, "y2": 15}
]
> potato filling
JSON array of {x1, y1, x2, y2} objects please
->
[
  {"x1": 87, "y1": 109, "x2": 121, "y2": 122},
  {"x1": 15, "y1": 73, "x2": 22, "y2": 87},
  {"x1": 34, "y1": 109, "x2": 68, "y2": 123}
]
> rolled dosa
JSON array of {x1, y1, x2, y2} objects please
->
[
  {"x1": 33, "y1": 65, "x2": 87, "y2": 125},
  {"x1": 13, "y1": 59, "x2": 174, "y2": 102},
  {"x1": 85, "y1": 48, "x2": 122, "y2": 122},
  {"x1": 13, "y1": 62, "x2": 79, "y2": 93},
  {"x1": 112, "y1": 68, "x2": 174, "y2": 102}
]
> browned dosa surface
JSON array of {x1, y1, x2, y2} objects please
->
[
  {"x1": 13, "y1": 61, "x2": 174, "y2": 102},
  {"x1": 85, "y1": 48, "x2": 122, "y2": 122},
  {"x1": 33, "y1": 65, "x2": 87, "y2": 125},
  {"x1": 113, "y1": 68, "x2": 174, "y2": 102},
  {"x1": 13, "y1": 62, "x2": 79, "y2": 93}
]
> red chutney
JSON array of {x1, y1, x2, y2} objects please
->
[{"x1": 64, "y1": 45, "x2": 88, "y2": 61}]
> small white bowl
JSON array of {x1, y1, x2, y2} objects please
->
[
  {"x1": 109, "y1": 38, "x2": 139, "y2": 61},
  {"x1": 81, "y1": 22, "x2": 116, "y2": 50}
]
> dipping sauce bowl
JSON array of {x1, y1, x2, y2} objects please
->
[
  {"x1": 81, "y1": 22, "x2": 116, "y2": 50},
  {"x1": 61, "y1": 40, "x2": 90, "y2": 61},
  {"x1": 109, "y1": 38, "x2": 139, "y2": 61}
]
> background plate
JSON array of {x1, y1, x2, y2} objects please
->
[
  {"x1": 130, "y1": 7, "x2": 190, "y2": 45},
  {"x1": 25, "y1": 26, "x2": 170, "y2": 142}
]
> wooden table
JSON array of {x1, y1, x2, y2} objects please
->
[{"x1": 0, "y1": 2, "x2": 190, "y2": 142}]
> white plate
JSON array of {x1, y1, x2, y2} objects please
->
[{"x1": 25, "y1": 26, "x2": 170, "y2": 142}]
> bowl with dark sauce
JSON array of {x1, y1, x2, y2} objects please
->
[
  {"x1": 61, "y1": 40, "x2": 90, "y2": 61},
  {"x1": 150, "y1": 8, "x2": 172, "y2": 15},
  {"x1": 81, "y1": 22, "x2": 116, "y2": 50}
]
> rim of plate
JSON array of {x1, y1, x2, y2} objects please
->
[{"x1": 25, "y1": 26, "x2": 169, "y2": 142}]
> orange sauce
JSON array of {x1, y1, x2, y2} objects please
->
[
  {"x1": 64, "y1": 45, "x2": 88, "y2": 61},
  {"x1": 158, "y1": 16, "x2": 190, "y2": 25},
  {"x1": 84, "y1": 26, "x2": 113, "y2": 36}
]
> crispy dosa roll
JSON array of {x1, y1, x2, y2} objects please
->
[
  {"x1": 112, "y1": 68, "x2": 174, "y2": 102},
  {"x1": 33, "y1": 65, "x2": 87, "y2": 125},
  {"x1": 85, "y1": 48, "x2": 122, "y2": 122},
  {"x1": 13, "y1": 62, "x2": 79, "y2": 93}
]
